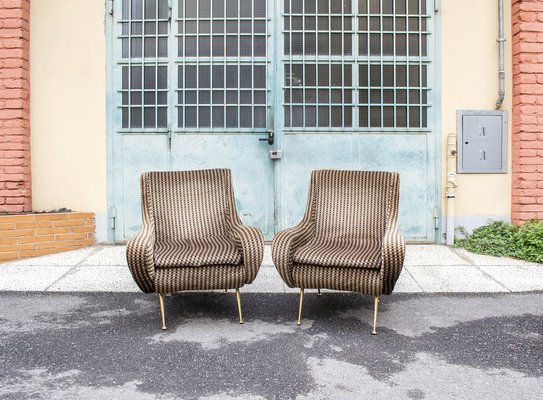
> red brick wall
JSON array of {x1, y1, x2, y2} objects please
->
[
  {"x1": 0, "y1": 0, "x2": 30, "y2": 213},
  {"x1": 511, "y1": 0, "x2": 543, "y2": 223}
]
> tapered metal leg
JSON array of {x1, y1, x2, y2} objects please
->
[
  {"x1": 372, "y1": 295, "x2": 379, "y2": 335},
  {"x1": 224, "y1": 289, "x2": 228, "y2": 295},
  {"x1": 158, "y1": 293, "x2": 166, "y2": 331},
  {"x1": 317, "y1": 288, "x2": 322, "y2": 296},
  {"x1": 297, "y1": 288, "x2": 305, "y2": 326},
  {"x1": 235, "y1": 288, "x2": 244, "y2": 324}
]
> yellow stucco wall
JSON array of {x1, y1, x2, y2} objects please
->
[
  {"x1": 30, "y1": 0, "x2": 107, "y2": 217},
  {"x1": 441, "y1": 0, "x2": 512, "y2": 226},
  {"x1": 29, "y1": 0, "x2": 512, "y2": 241}
]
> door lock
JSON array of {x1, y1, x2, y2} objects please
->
[{"x1": 259, "y1": 130, "x2": 274, "y2": 145}]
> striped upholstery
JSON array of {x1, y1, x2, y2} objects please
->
[
  {"x1": 292, "y1": 264, "x2": 382, "y2": 295},
  {"x1": 293, "y1": 237, "x2": 382, "y2": 269},
  {"x1": 155, "y1": 265, "x2": 245, "y2": 293},
  {"x1": 154, "y1": 237, "x2": 242, "y2": 268},
  {"x1": 314, "y1": 170, "x2": 388, "y2": 240},
  {"x1": 272, "y1": 169, "x2": 405, "y2": 296},
  {"x1": 148, "y1": 170, "x2": 228, "y2": 240},
  {"x1": 126, "y1": 169, "x2": 264, "y2": 294}
]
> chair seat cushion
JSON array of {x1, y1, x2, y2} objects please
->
[
  {"x1": 292, "y1": 237, "x2": 382, "y2": 269},
  {"x1": 291, "y1": 264, "x2": 381, "y2": 293},
  {"x1": 155, "y1": 236, "x2": 242, "y2": 268},
  {"x1": 155, "y1": 265, "x2": 245, "y2": 292}
]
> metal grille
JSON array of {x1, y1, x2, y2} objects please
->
[
  {"x1": 119, "y1": 0, "x2": 170, "y2": 130},
  {"x1": 283, "y1": 0, "x2": 430, "y2": 130},
  {"x1": 358, "y1": 0, "x2": 429, "y2": 128},
  {"x1": 176, "y1": 0, "x2": 270, "y2": 130}
]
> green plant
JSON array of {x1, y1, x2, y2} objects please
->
[
  {"x1": 454, "y1": 225, "x2": 469, "y2": 239},
  {"x1": 454, "y1": 219, "x2": 543, "y2": 263},
  {"x1": 514, "y1": 219, "x2": 543, "y2": 263}
]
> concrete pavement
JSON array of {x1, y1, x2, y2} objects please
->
[{"x1": 0, "y1": 244, "x2": 541, "y2": 293}]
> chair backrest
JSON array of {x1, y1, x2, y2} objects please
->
[
  {"x1": 311, "y1": 170, "x2": 400, "y2": 240},
  {"x1": 142, "y1": 169, "x2": 234, "y2": 240}
]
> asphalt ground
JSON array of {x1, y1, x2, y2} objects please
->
[{"x1": 1, "y1": 291, "x2": 542, "y2": 399}]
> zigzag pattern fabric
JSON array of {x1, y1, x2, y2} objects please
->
[
  {"x1": 272, "y1": 169, "x2": 405, "y2": 296},
  {"x1": 293, "y1": 237, "x2": 382, "y2": 269},
  {"x1": 314, "y1": 170, "x2": 389, "y2": 240},
  {"x1": 149, "y1": 170, "x2": 228, "y2": 240},
  {"x1": 155, "y1": 265, "x2": 245, "y2": 293},
  {"x1": 126, "y1": 169, "x2": 264, "y2": 294},
  {"x1": 155, "y1": 237, "x2": 242, "y2": 268},
  {"x1": 292, "y1": 264, "x2": 382, "y2": 295}
]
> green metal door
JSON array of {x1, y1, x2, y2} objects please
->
[
  {"x1": 108, "y1": 0, "x2": 438, "y2": 242},
  {"x1": 109, "y1": 0, "x2": 276, "y2": 241},
  {"x1": 275, "y1": 0, "x2": 438, "y2": 242}
]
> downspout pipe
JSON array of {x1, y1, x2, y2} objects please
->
[
  {"x1": 446, "y1": 133, "x2": 458, "y2": 246},
  {"x1": 496, "y1": 0, "x2": 505, "y2": 109}
]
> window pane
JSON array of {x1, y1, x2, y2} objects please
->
[
  {"x1": 212, "y1": 106, "x2": 224, "y2": 128},
  {"x1": 199, "y1": 106, "x2": 211, "y2": 127},
  {"x1": 240, "y1": 106, "x2": 252, "y2": 127},
  {"x1": 226, "y1": 106, "x2": 238, "y2": 127},
  {"x1": 185, "y1": 106, "x2": 197, "y2": 127},
  {"x1": 144, "y1": 107, "x2": 155, "y2": 128},
  {"x1": 131, "y1": 107, "x2": 142, "y2": 128}
]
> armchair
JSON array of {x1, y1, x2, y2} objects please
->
[
  {"x1": 126, "y1": 169, "x2": 264, "y2": 330},
  {"x1": 272, "y1": 170, "x2": 405, "y2": 335}
]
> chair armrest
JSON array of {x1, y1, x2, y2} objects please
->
[
  {"x1": 126, "y1": 224, "x2": 156, "y2": 293},
  {"x1": 380, "y1": 225, "x2": 406, "y2": 295},
  {"x1": 271, "y1": 219, "x2": 315, "y2": 288},
  {"x1": 228, "y1": 223, "x2": 264, "y2": 284}
]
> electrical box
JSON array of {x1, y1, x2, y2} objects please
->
[{"x1": 456, "y1": 110, "x2": 508, "y2": 173}]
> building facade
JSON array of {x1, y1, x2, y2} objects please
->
[{"x1": 1, "y1": 0, "x2": 541, "y2": 244}]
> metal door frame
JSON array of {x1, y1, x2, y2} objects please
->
[
  {"x1": 272, "y1": 0, "x2": 442, "y2": 242},
  {"x1": 106, "y1": 0, "x2": 442, "y2": 243},
  {"x1": 106, "y1": 0, "x2": 278, "y2": 242}
]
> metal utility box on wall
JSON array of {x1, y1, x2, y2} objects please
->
[{"x1": 456, "y1": 110, "x2": 508, "y2": 173}]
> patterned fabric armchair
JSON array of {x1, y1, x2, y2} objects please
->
[
  {"x1": 126, "y1": 169, "x2": 264, "y2": 330},
  {"x1": 272, "y1": 170, "x2": 405, "y2": 335}
]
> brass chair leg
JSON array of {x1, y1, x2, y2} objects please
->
[
  {"x1": 372, "y1": 295, "x2": 379, "y2": 335},
  {"x1": 297, "y1": 288, "x2": 305, "y2": 326},
  {"x1": 158, "y1": 293, "x2": 166, "y2": 331},
  {"x1": 235, "y1": 288, "x2": 244, "y2": 324}
]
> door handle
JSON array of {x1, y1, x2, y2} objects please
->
[{"x1": 259, "y1": 130, "x2": 274, "y2": 145}]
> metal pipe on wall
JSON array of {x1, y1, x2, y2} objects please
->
[
  {"x1": 496, "y1": 0, "x2": 506, "y2": 109},
  {"x1": 446, "y1": 133, "x2": 458, "y2": 245}
]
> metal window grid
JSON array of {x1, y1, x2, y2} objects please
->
[
  {"x1": 174, "y1": 0, "x2": 271, "y2": 131},
  {"x1": 283, "y1": 0, "x2": 431, "y2": 130},
  {"x1": 117, "y1": 0, "x2": 432, "y2": 133},
  {"x1": 119, "y1": 0, "x2": 170, "y2": 131}
]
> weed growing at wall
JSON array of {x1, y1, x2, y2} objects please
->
[
  {"x1": 455, "y1": 219, "x2": 543, "y2": 263},
  {"x1": 514, "y1": 220, "x2": 543, "y2": 263}
]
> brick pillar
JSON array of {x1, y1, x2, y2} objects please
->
[
  {"x1": 0, "y1": 0, "x2": 30, "y2": 213},
  {"x1": 511, "y1": 0, "x2": 543, "y2": 223}
]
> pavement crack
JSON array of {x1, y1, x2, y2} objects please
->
[
  {"x1": 44, "y1": 246, "x2": 103, "y2": 292},
  {"x1": 403, "y1": 267, "x2": 425, "y2": 293},
  {"x1": 449, "y1": 248, "x2": 511, "y2": 292},
  {"x1": 474, "y1": 265, "x2": 512, "y2": 293},
  {"x1": 449, "y1": 247, "x2": 476, "y2": 265}
]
